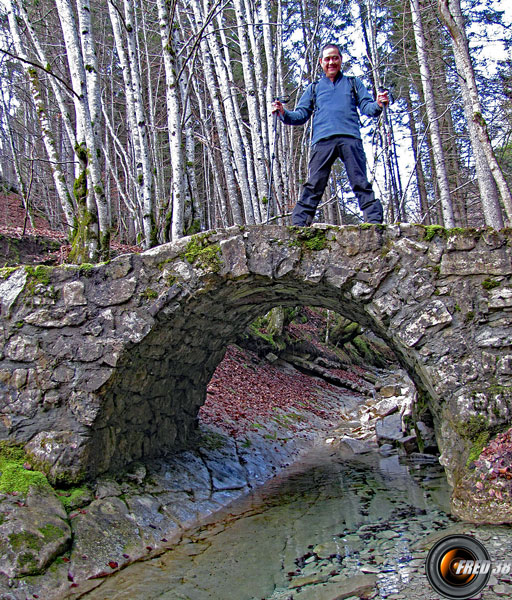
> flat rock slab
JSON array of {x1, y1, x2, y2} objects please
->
[{"x1": 0, "y1": 487, "x2": 70, "y2": 578}]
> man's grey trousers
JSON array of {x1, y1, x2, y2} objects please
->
[{"x1": 291, "y1": 135, "x2": 383, "y2": 226}]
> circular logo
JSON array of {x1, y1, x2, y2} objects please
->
[{"x1": 425, "y1": 534, "x2": 491, "y2": 599}]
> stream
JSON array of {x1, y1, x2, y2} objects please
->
[{"x1": 77, "y1": 444, "x2": 512, "y2": 600}]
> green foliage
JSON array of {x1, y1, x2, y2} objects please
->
[
  {"x1": 184, "y1": 219, "x2": 201, "y2": 236},
  {"x1": 141, "y1": 287, "x2": 158, "y2": 300},
  {"x1": 465, "y1": 311, "x2": 475, "y2": 322},
  {"x1": 0, "y1": 443, "x2": 50, "y2": 495}
]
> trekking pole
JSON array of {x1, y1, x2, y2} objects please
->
[
  {"x1": 266, "y1": 95, "x2": 289, "y2": 224},
  {"x1": 379, "y1": 87, "x2": 401, "y2": 220}
]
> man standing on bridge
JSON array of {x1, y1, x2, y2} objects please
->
[{"x1": 272, "y1": 43, "x2": 389, "y2": 226}]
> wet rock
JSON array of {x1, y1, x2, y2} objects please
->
[
  {"x1": 493, "y1": 583, "x2": 512, "y2": 595},
  {"x1": 313, "y1": 540, "x2": 344, "y2": 559},
  {"x1": 397, "y1": 434, "x2": 418, "y2": 454},
  {"x1": 416, "y1": 421, "x2": 437, "y2": 453},
  {"x1": 0, "y1": 487, "x2": 70, "y2": 577},
  {"x1": 376, "y1": 413, "x2": 404, "y2": 444},
  {"x1": 69, "y1": 496, "x2": 146, "y2": 579},
  {"x1": 291, "y1": 574, "x2": 377, "y2": 599},
  {"x1": 289, "y1": 572, "x2": 329, "y2": 588},
  {"x1": 337, "y1": 437, "x2": 374, "y2": 455},
  {"x1": 95, "y1": 478, "x2": 122, "y2": 499},
  {"x1": 199, "y1": 436, "x2": 248, "y2": 491}
]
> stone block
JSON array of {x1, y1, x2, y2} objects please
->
[
  {"x1": 441, "y1": 249, "x2": 512, "y2": 275},
  {"x1": 91, "y1": 277, "x2": 137, "y2": 307},
  {"x1": 397, "y1": 299, "x2": 452, "y2": 347},
  {"x1": 62, "y1": 280, "x2": 87, "y2": 306},
  {"x1": 0, "y1": 487, "x2": 71, "y2": 578},
  {"x1": 376, "y1": 412, "x2": 404, "y2": 444}
]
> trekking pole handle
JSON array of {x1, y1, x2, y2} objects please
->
[{"x1": 378, "y1": 87, "x2": 394, "y2": 105}]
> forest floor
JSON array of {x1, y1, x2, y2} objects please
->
[{"x1": 0, "y1": 190, "x2": 140, "y2": 265}]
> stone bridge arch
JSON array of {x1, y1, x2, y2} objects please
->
[{"x1": 1, "y1": 224, "x2": 511, "y2": 497}]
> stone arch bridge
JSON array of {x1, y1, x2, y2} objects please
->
[{"x1": 1, "y1": 224, "x2": 511, "y2": 498}]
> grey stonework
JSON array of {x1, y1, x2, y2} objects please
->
[{"x1": 1, "y1": 224, "x2": 511, "y2": 516}]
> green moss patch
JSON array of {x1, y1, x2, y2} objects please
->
[
  {"x1": 0, "y1": 267, "x2": 19, "y2": 279},
  {"x1": 454, "y1": 415, "x2": 501, "y2": 467},
  {"x1": 0, "y1": 443, "x2": 50, "y2": 495},
  {"x1": 24, "y1": 265, "x2": 52, "y2": 287},
  {"x1": 482, "y1": 278, "x2": 501, "y2": 290},
  {"x1": 289, "y1": 228, "x2": 330, "y2": 251},
  {"x1": 55, "y1": 486, "x2": 92, "y2": 511},
  {"x1": 183, "y1": 234, "x2": 222, "y2": 272}
]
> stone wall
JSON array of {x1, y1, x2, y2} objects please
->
[{"x1": 0, "y1": 224, "x2": 511, "y2": 510}]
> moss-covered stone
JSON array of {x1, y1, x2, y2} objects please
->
[
  {"x1": 288, "y1": 227, "x2": 330, "y2": 251},
  {"x1": 0, "y1": 442, "x2": 51, "y2": 494},
  {"x1": 182, "y1": 234, "x2": 222, "y2": 272},
  {"x1": 55, "y1": 485, "x2": 93, "y2": 511},
  {"x1": 482, "y1": 277, "x2": 501, "y2": 290}
]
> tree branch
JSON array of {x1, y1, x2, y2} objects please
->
[{"x1": 0, "y1": 47, "x2": 81, "y2": 100}]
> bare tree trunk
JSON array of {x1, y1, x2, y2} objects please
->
[
  {"x1": 5, "y1": 0, "x2": 76, "y2": 233},
  {"x1": 410, "y1": 0, "x2": 455, "y2": 227},
  {"x1": 56, "y1": 0, "x2": 111, "y2": 260},
  {"x1": 156, "y1": 0, "x2": 186, "y2": 240},
  {"x1": 207, "y1": 3, "x2": 256, "y2": 223},
  {"x1": 123, "y1": 0, "x2": 157, "y2": 246},
  {"x1": 233, "y1": 0, "x2": 268, "y2": 221},
  {"x1": 187, "y1": 1, "x2": 243, "y2": 226},
  {"x1": 404, "y1": 89, "x2": 431, "y2": 224},
  {"x1": 438, "y1": 0, "x2": 509, "y2": 227}
]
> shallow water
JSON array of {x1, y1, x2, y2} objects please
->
[{"x1": 81, "y1": 445, "x2": 466, "y2": 599}]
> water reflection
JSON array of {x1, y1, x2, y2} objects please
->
[{"x1": 81, "y1": 447, "x2": 452, "y2": 600}]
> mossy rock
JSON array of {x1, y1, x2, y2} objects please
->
[{"x1": 0, "y1": 442, "x2": 51, "y2": 495}]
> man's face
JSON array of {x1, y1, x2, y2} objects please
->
[{"x1": 320, "y1": 47, "x2": 342, "y2": 79}]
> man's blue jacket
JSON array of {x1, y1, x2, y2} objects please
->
[{"x1": 279, "y1": 73, "x2": 382, "y2": 145}]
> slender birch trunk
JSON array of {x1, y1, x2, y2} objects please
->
[
  {"x1": 156, "y1": 0, "x2": 185, "y2": 241},
  {"x1": 185, "y1": 3, "x2": 243, "y2": 225},
  {"x1": 77, "y1": 0, "x2": 101, "y2": 155},
  {"x1": 233, "y1": 0, "x2": 268, "y2": 221},
  {"x1": 204, "y1": 3, "x2": 256, "y2": 223},
  {"x1": 123, "y1": 0, "x2": 156, "y2": 246},
  {"x1": 14, "y1": 0, "x2": 77, "y2": 153},
  {"x1": 410, "y1": 0, "x2": 455, "y2": 227},
  {"x1": 55, "y1": 0, "x2": 111, "y2": 260},
  {"x1": 437, "y1": 0, "x2": 510, "y2": 227},
  {"x1": 5, "y1": 0, "x2": 76, "y2": 233}
]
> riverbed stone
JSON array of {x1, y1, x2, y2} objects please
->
[
  {"x1": 0, "y1": 487, "x2": 70, "y2": 578},
  {"x1": 291, "y1": 573, "x2": 378, "y2": 600},
  {"x1": 69, "y1": 496, "x2": 146, "y2": 579},
  {"x1": 376, "y1": 413, "x2": 404, "y2": 444}
]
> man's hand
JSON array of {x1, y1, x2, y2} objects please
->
[
  {"x1": 272, "y1": 100, "x2": 285, "y2": 116},
  {"x1": 377, "y1": 90, "x2": 389, "y2": 108}
]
